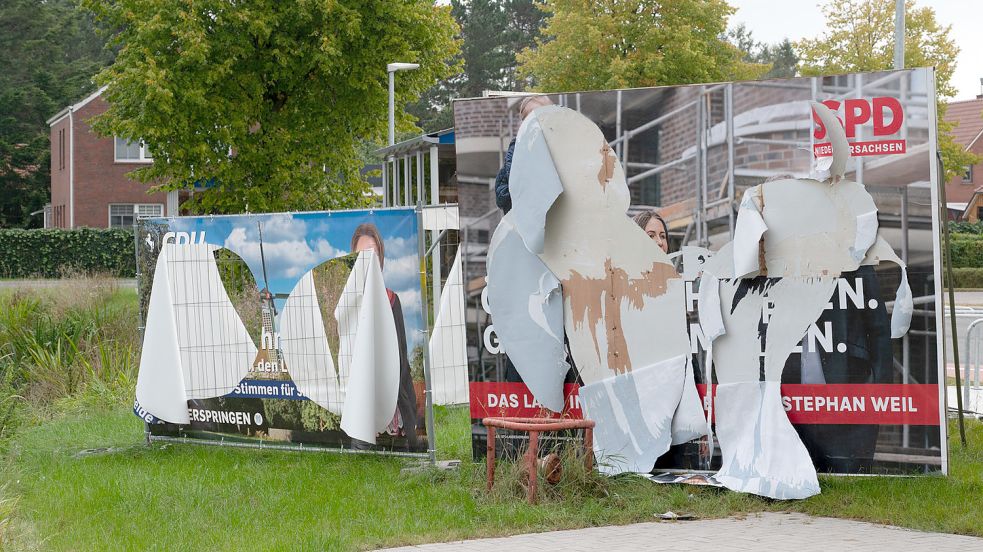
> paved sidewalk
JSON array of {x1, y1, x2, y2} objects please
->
[{"x1": 377, "y1": 512, "x2": 982, "y2": 551}]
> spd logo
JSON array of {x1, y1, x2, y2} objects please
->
[{"x1": 812, "y1": 97, "x2": 906, "y2": 157}]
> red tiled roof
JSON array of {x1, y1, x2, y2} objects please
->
[{"x1": 944, "y1": 98, "x2": 983, "y2": 149}]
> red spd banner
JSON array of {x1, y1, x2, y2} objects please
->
[
  {"x1": 470, "y1": 382, "x2": 582, "y2": 419},
  {"x1": 469, "y1": 382, "x2": 939, "y2": 426},
  {"x1": 812, "y1": 97, "x2": 906, "y2": 157}
]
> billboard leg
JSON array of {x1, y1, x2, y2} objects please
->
[
  {"x1": 938, "y1": 152, "x2": 968, "y2": 447},
  {"x1": 417, "y1": 206, "x2": 438, "y2": 465}
]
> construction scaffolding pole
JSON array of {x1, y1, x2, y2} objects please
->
[{"x1": 725, "y1": 84, "x2": 736, "y2": 237}]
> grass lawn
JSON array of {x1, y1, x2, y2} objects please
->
[
  {"x1": 1, "y1": 404, "x2": 981, "y2": 551},
  {"x1": 1, "y1": 282, "x2": 980, "y2": 549}
]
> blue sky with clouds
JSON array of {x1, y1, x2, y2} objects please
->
[{"x1": 155, "y1": 207, "x2": 425, "y2": 348}]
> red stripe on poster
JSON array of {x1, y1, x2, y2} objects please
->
[
  {"x1": 468, "y1": 382, "x2": 582, "y2": 419},
  {"x1": 469, "y1": 382, "x2": 940, "y2": 426}
]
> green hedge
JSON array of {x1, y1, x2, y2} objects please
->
[
  {"x1": 0, "y1": 228, "x2": 135, "y2": 278},
  {"x1": 950, "y1": 233, "x2": 983, "y2": 269},
  {"x1": 948, "y1": 267, "x2": 983, "y2": 289},
  {"x1": 949, "y1": 221, "x2": 983, "y2": 235}
]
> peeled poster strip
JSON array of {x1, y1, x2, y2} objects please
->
[
  {"x1": 812, "y1": 101, "x2": 849, "y2": 183},
  {"x1": 580, "y1": 354, "x2": 688, "y2": 474},
  {"x1": 335, "y1": 250, "x2": 401, "y2": 444},
  {"x1": 732, "y1": 188, "x2": 767, "y2": 278},
  {"x1": 486, "y1": 217, "x2": 568, "y2": 413},
  {"x1": 861, "y1": 235, "x2": 914, "y2": 338},
  {"x1": 507, "y1": 108, "x2": 565, "y2": 255},
  {"x1": 279, "y1": 270, "x2": 341, "y2": 414},
  {"x1": 135, "y1": 243, "x2": 258, "y2": 423},
  {"x1": 714, "y1": 381, "x2": 820, "y2": 499},
  {"x1": 167, "y1": 243, "x2": 257, "y2": 400},
  {"x1": 707, "y1": 277, "x2": 833, "y2": 499},
  {"x1": 135, "y1": 248, "x2": 190, "y2": 424},
  {"x1": 429, "y1": 249, "x2": 469, "y2": 405}
]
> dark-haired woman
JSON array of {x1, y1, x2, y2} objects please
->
[{"x1": 350, "y1": 223, "x2": 419, "y2": 450}]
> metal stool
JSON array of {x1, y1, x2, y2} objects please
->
[{"x1": 482, "y1": 416, "x2": 595, "y2": 504}]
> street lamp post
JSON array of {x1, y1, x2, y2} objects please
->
[
  {"x1": 386, "y1": 62, "x2": 419, "y2": 207},
  {"x1": 893, "y1": 0, "x2": 905, "y2": 70},
  {"x1": 387, "y1": 62, "x2": 420, "y2": 146}
]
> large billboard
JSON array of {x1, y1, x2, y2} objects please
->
[
  {"x1": 454, "y1": 68, "x2": 947, "y2": 491},
  {"x1": 133, "y1": 208, "x2": 433, "y2": 455}
]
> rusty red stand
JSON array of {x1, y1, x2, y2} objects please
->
[{"x1": 482, "y1": 416, "x2": 595, "y2": 504}]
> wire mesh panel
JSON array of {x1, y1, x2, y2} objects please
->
[
  {"x1": 422, "y1": 204, "x2": 468, "y2": 406},
  {"x1": 133, "y1": 208, "x2": 432, "y2": 457}
]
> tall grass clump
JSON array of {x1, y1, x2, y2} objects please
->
[{"x1": 0, "y1": 276, "x2": 140, "y2": 436}]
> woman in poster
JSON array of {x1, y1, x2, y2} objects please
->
[
  {"x1": 350, "y1": 223, "x2": 419, "y2": 449},
  {"x1": 632, "y1": 210, "x2": 671, "y2": 254}
]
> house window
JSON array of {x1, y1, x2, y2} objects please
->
[
  {"x1": 58, "y1": 129, "x2": 65, "y2": 170},
  {"x1": 114, "y1": 137, "x2": 153, "y2": 162},
  {"x1": 963, "y1": 165, "x2": 974, "y2": 183},
  {"x1": 109, "y1": 203, "x2": 163, "y2": 227}
]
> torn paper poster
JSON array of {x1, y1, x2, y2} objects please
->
[
  {"x1": 135, "y1": 243, "x2": 259, "y2": 424},
  {"x1": 811, "y1": 101, "x2": 849, "y2": 183},
  {"x1": 335, "y1": 249, "x2": 401, "y2": 444},
  {"x1": 760, "y1": 278, "x2": 838, "y2": 379},
  {"x1": 279, "y1": 270, "x2": 340, "y2": 414},
  {"x1": 892, "y1": 269, "x2": 914, "y2": 338},
  {"x1": 732, "y1": 187, "x2": 767, "y2": 278},
  {"x1": 678, "y1": 246, "x2": 712, "y2": 281},
  {"x1": 486, "y1": 216, "x2": 568, "y2": 413},
  {"x1": 756, "y1": 178, "x2": 878, "y2": 278},
  {"x1": 580, "y1": 354, "x2": 688, "y2": 474},
  {"x1": 643, "y1": 472, "x2": 725, "y2": 488},
  {"x1": 861, "y1": 236, "x2": 914, "y2": 338},
  {"x1": 703, "y1": 275, "x2": 834, "y2": 499},
  {"x1": 507, "y1": 107, "x2": 565, "y2": 255},
  {"x1": 671, "y1": 358, "x2": 708, "y2": 445},
  {"x1": 496, "y1": 105, "x2": 703, "y2": 473},
  {"x1": 429, "y1": 249, "x2": 469, "y2": 405},
  {"x1": 697, "y1": 99, "x2": 902, "y2": 498},
  {"x1": 714, "y1": 381, "x2": 821, "y2": 500},
  {"x1": 851, "y1": 211, "x2": 879, "y2": 263},
  {"x1": 135, "y1": 247, "x2": 191, "y2": 425},
  {"x1": 526, "y1": 106, "x2": 691, "y2": 386},
  {"x1": 697, "y1": 272, "x2": 725, "y2": 343}
]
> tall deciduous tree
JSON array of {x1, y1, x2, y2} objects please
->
[
  {"x1": 81, "y1": 1, "x2": 460, "y2": 214},
  {"x1": 516, "y1": 0, "x2": 767, "y2": 92},
  {"x1": 0, "y1": 0, "x2": 112, "y2": 228},
  {"x1": 796, "y1": 0, "x2": 977, "y2": 181},
  {"x1": 409, "y1": 0, "x2": 544, "y2": 132}
]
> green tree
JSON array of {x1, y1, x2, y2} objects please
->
[
  {"x1": 0, "y1": 0, "x2": 112, "y2": 228},
  {"x1": 516, "y1": 0, "x2": 767, "y2": 92},
  {"x1": 409, "y1": 0, "x2": 544, "y2": 132},
  {"x1": 796, "y1": 0, "x2": 978, "y2": 181},
  {"x1": 728, "y1": 24, "x2": 798, "y2": 79},
  {"x1": 80, "y1": 1, "x2": 460, "y2": 214}
]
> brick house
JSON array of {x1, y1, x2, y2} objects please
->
[
  {"x1": 47, "y1": 86, "x2": 179, "y2": 229},
  {"x1": 942, "y1": 97, "x2": 983, "y2": 218}
]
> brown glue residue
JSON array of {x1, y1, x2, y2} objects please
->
[
  {"x1": 562, "y1": 259, "x2": 679, "y2": 375},
  {"x1": 597, "y1": 143, "x2": 615, "y2": 190}
]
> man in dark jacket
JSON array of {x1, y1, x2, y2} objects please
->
[{"x1": 782, "y1": 265, "x2": 894, "y2": 472}]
